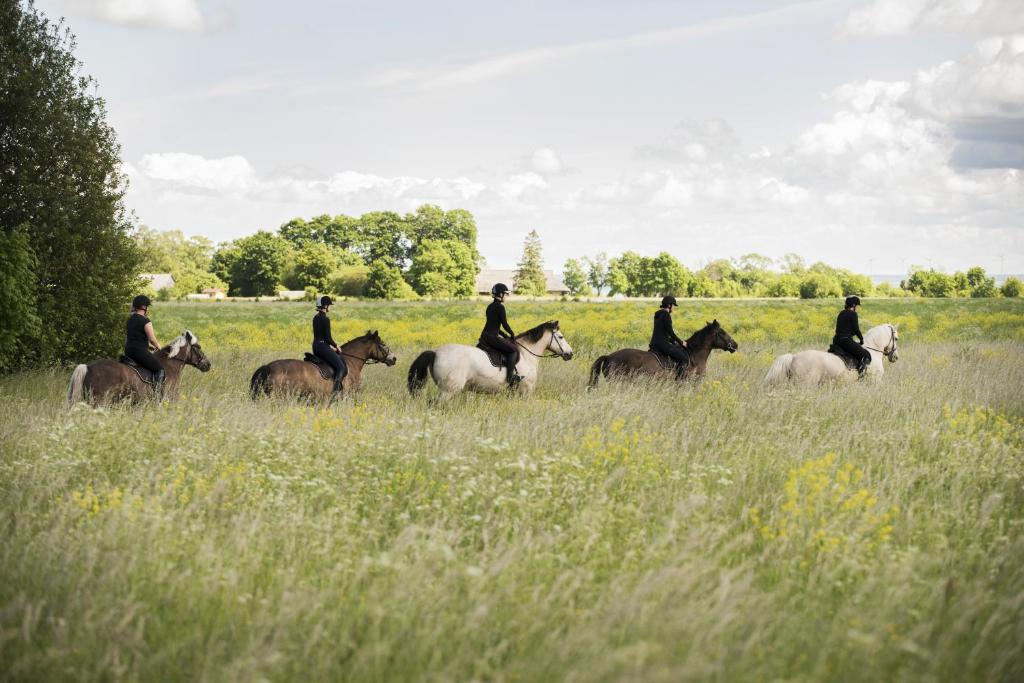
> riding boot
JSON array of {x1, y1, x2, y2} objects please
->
[
  {"x1": 506, "y1": 367, "x2": 522, "y2": 392},
  {"x1": 857, "y1": 357, "x2": 869, "y2": 378},
  {"x1": 674, "y1": 361, "x2": 688, "y2": 381},
  {"x1": 332, "y1": 374, "x2": 345, "y2": 397},
  {"x1": 153, "y1": 367, "x2": 167, "y2": 401}
]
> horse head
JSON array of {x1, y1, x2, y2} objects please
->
[
  {"x1": 166, "y1": 330, "x2": 211, "y2": 371},
  {"x1": 366, "y1": 330, "x2": 398, "y2": 366},
  {"x1": 709, "y1": 319, "x2": 738, "y2": 353},
  {"x1": 545, "y1": 321, "x2": 574, "y2": 360}
]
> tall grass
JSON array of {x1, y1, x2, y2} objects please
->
[{"x1": 1, "y1": 299, "x2": 1022, "y2": 681}]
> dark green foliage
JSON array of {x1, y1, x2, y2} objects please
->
[
  {"x1": 562, "y1": 258, "x2": 591, "y2": 296},
  {"x1": 0, "y1": 226, "x2": 39, "y2": 371},
  {"x1": 1001, "y1": 277, "x2": 1021, "y2": 298},
  {"x1": 406, "y1": 239, "x2": 477, "y2": 297},
  {"x1": 366, "y1": 259, "x2": 416, "y2": 299},
  {"x1": 1, "y1": 0, "x2": 140, "y2": 367},
  {"x1": 514, "y1": 230, "x2": 547, "y2": 296},
  {"x1": 221, "y1": 232, "x2": 291, "y2": 296},
  {"x1": 902, "y1": 266, "x2": 1000, "y2": 298}
]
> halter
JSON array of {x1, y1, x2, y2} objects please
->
[
  {"x1": 863, "y1": 325, "x2": 898, "y2": 361},
  {"x1": 516, "y1": 328, "x2": 569, "y2": 358}
]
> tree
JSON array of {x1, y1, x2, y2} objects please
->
[
  {"x1": 607, "y1": 251, "x2": 643, "y2": 296},
  {"x1": 355, "y1": 211, "x2": 410, "y2": 269},
  {"x1": 288, "y1": 242, "x2": 340, "y2": 293},
  {"x1": 585, "y1": 253, "x2": 609, "y2": 295},
  {"x1": 406, "y1": 239, "x2": 478, "y2": 297},
  {"x1": 366, "y1": 259, "x2": 416, "y2": 299},
  {"x1": 966, "y1": 266, "x2": 997, "y2": 298},
  {"x1": 1001, "y1": 277, "x2": 1022, "y2": 298},
  {"x1": 649, "y1": 252, "x2": 689, "y2": 296},
  {"x1": 227, "y1": 232, "x2": 292, "y2": 296},
  {"x1": 514, "y1": 230, "x2": 547, "y2": 296},
  {"x1": 1, "y1": 1, "x2": 140, "y2": 366},
  {"x1": 562, "y1": 258, "x2": 591, "y2": 296},
  {"x1": 779, "y1": 253, "x2": 806, "y2": 274},
  {"x1": 0, "y1": 226, "x2": 40, "y2": 371},
  {"x1": 901, "y1": 268, "x2": 956, "y2": 297},
  {"x1": 799, "y1": 273, "x2": 843, "y2": 299}
]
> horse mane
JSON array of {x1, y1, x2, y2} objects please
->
[
  {"x1": 685, "y1": 320, "x2": 719, "y2": 348},
  {"x1": 517, "y1": 321, "x2": 558, "y2": 343},
  {"x1": 157, "y1": 330, "x2": 197, "y2": 358}
]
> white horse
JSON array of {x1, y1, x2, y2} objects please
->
[
  {"x1": 407, "y1": 321, "x2": 574, "y2": 401},
  {"x1": 764, "y1": 323, "x2": 899, "y2": 387}
]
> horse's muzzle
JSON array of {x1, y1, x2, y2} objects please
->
[
  {"x1": 562, "y1": 352, "x2": 574, "y2": 361},
  {"x1": 198, "y1": 359, "x2": 212, "y2": 372},
  {"x1": 385, "y1": 356, "x2": 398, "y2": 367},
  {"x1": 728, "y1": 342, "x2": 738, "y2": 353}
]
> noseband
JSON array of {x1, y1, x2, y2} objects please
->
[{"x1": 864, "y1": 325, "x2": 898, "y2": 361}]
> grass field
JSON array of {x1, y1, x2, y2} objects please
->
[{"x1": 2, "y1": 298, "x2": 1023, "y2": 682}]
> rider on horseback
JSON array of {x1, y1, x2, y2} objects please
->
[
  {"x1": 650, "y1": 295, "x2": 689, "y2": 380},
  {"x1": 312, "y1": 295, "x2": 347, "y2": 395},
  {"x1": 834, "y1": 295, "x2": 871, "y2": 377},
  {"x1": 480, "y1": 283, "x2": 521, "y2": 389},
  {"x1": 125, "y1": 294, "x2": 166, "y2": 398}
]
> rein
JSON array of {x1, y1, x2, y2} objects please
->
[
  {"x1": 863, "y1": 325, "x2": 897, "y2": 358},
  {"x1": 516, "y1": 331, "x2": 567, "y2": 358},
  {"x1": 339, "y1": 345, "x2": 387, "y2": 364}
]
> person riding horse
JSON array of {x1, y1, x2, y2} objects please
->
[
  {"x1": 312, "y1": 295, "x2": 347, "y2": 395},
  {"x1": 833, "y1": 295, "x2": 871, "y2": 377},
  {"x1": 480, "y1": 283, "x2": 521, "y2": 389},
  {"x1": 650, "y1": 295, "x2": 689, "y2": 379},
  {"x1": 125, "y1": 294, "x2": 166, "y2": 398}
]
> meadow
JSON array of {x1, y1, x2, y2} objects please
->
[{"x1": 2, "y1": 298, "x2": 1023, "y2": 682}]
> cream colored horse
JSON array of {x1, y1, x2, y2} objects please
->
[
  {"x1": 764, "y1": 323, "x2": 899, "y2": 386},
  {"x1": 407, "y1": 321, "x2": 573, "y2": 401}
]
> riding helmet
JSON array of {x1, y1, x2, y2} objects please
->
[
  {"x1": 132, "y1": 294, "x2": 152, "y2": 309},
  {"x1": 491, "y1": 283, "x2": 510, "y2": 297},
  {"x1": 845, "y1": 295, "x2": 861, "y2": 308},
  {"x1": 661, "y1": 295, "x2": 678, "y2": 308},
  {"x1": 317, "y1": 295, "x2": 334, "y2": 308}
]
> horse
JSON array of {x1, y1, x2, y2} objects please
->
[
  {"x1": 588, "y1": 319, "x2": 738, "y2": 388},
  {"x1": 66, "y1": 330, "x2": 211, "y2": 407},
  {"x1": 249, "y1": 330, "x2": 397, "y2": 400},
  {"x1": 763, "y1": 323, "x2": 899, "y2": 387},
  {"x1": 407, "y1": 321, "x2": 574, "y2": 401}
]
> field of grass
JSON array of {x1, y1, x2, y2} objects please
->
[{"x1": 2, "y1": 298, "x2": 1023, "y2": 681}]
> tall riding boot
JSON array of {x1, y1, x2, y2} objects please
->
[
  {"x1": 506, "y1": 367, "x2": 522, "y2": 392},
  {"x1": 674, "y1": 361, "x2": 688, "y2": 381},
  {"x1": 153, "y1": 367, "x2": 166, "y2": 401},
  {"x1": 857, "y1": 357, "x2": 869, "y2": 378},
  {"x1": 332, "y1": 374, "x2": 345, "y2": 397}
]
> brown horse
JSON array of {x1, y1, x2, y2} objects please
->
[
  {"x1": 249, "y1": 330, "x2": 397, "y2": 400},
  {"x1": 67, "y1": 330, "x2": 212, "y2": 406},
  {"x1": 588, "y1": 320, "x2": 738, "y2": 388}
]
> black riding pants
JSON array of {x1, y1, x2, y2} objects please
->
[
  {"x1": 125, "y1": 344, "x2": 164, "y2": 378},
  {"x1": 837, "y1": 338, "x2": 871, "y2": 364},
  {"x1": 480, "y1": 333, "x2": 519, "y2": 375},
  {"x1": 313, "y1": 341, "x2": 347, "y2": 380},
  {"x1": 651, "y1": 342, "x2": 689, "y2": 365}
]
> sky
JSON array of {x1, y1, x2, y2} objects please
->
[{"x1": 36, "y1": 0, "x2": 1024, "y2": 273}]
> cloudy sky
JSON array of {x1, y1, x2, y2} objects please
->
[{"x1": 38, "y1": 0, "x2": 1024, "y2": 273}]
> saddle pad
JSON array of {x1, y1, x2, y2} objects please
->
[
  {"x1": 303, "y1": 353, "x2": 335, "y2": 381},
  {"x1": 475, "y1": 343, "x2": 506, "y2": 368},
  {"x1": 118, "y1": 356, "x2": 156, "y2": 384},
  {"x1": 826, "y1": 344, "x2": 859, "y2": 370}
]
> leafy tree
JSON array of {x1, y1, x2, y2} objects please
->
[
  {"x1": 966, "y1": 266, "x2": 997, "y2": 297},
  {"x1": 763, "y1": 274, "x2": 800, "y2": 297},
  {"x1": 406, "y1": 239, "x2": 477, "y2": 297},
  {"x1": 901, "y1": 269, "x2": 956, "y2": 297},
  {"x1": 607, "y1": 251, "x2": 643, "y2": 296},
  {"x1": 1001, "y1": 277, "x2": 1022, "y2": 298},
  {"x1": 561, "y1": 258, "x2": 591, "y2": 296},
  {"x1": 366, "y1": 259, "x2": 416, "y2": 299},
  {"x1": 227, "y1": 232, "x2": 292, "y2": 296},
  {"x1": 779, "y1": 253, "x2": 807, "y2": 274},
  {"x1": 1, "y1": 0, "x2": 140, "y2": 366},
  {"x1": 688, "y1": 274, "x2": 716, "y2": 298},
  {"x1": 331, "y1": 265, "x2": 370, "y2": 297},
  {"x1": 287, "y1": 241, "x2": 340, "y2": 293},
  {"x1": 648, "y1": 252, "x2": 689, "y2": 296},
  {"x1": 514, "y1": 230, "x2": 547, "y2": 296},
  {"x1": 0, "y1": 226, "x2": 40, "y2": 371},
  {"x1": 356, "y1": 211, "x2": 410, "y2": 269},
  {"x1": 584, "y1": 253, "x2": 609, "y2": 295},
  {"x1": 799, "y1": 273, "x2": 843, "y2": 299},
  {"x1": 210, "y1": 241, "x2": 242, "y2": 288}
]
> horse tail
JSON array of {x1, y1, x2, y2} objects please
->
[
  {"x1": 407, "y1": 351, "x2": 436, "y2": 396},
  {"x1": 588, "y1": 355, "x2": 610, "y2": 389},
  {"x1": 66, "y1": 364, "x2": 88, "y2": 407},
  {"x1": 250, "y1": 365, "x2": 271, "y2": 400},
  {"x1": 764, "y1": 354, "x2": 794, "y2": 386}
]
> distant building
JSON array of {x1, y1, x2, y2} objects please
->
[
  {"x1": 141, "y1": 273, "x2": 174, "y2": 292},
  {"x1": 185, "y1": 288, "x2": 226, "y2": 301},
  {"x1": 475, "y1": 269, "x2": 569, "y2": 296},
  {"x1": 277, "y1": 290, "x2": 307, "y2": 301}
]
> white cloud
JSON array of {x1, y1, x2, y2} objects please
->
[
  {"x1": 499, "y1": 173, "x2": 548, "y2": 201},
  {"x1": 530, "y1": 148, "x2": 564, "y2": 175},
  {"x1": 843, "y1": 0, "x2": 1024, "y2": 36},
  {"x1": 56, "y1": 0, "x2": 225, "y2": 32},
  {"x1": 371, "y1": 0, "x2": 833, "y2": 89},
  {"x1": 138, "y1": 152, "x2": 255, "y2": 192}
]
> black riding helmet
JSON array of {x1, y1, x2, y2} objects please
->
[
  {"x1": 661, "y1": 295, "x2": 678, "y2": 308},
  {"x1": 317, "y1": 295, "x2": 334, "y2": 308},
  {"x1": 491, "y1": 283, "x2": 510, "y2": 297},
  {"x1": 845, "y1": 295, "x2": 861, "y2": 308},
  {"x1": 132, "y1": 294, "x2": 152, "y2": 309}
]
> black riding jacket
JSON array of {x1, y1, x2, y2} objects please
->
[
  {"x1": 834, "y1": 309, "x2": 863, "y2": 343},
  {"x1": 650, "y1": 309, "x2": 684, "y2": 349},
  {"x1": 482, "y1": 300, "x2": 514, "y2": 338},
  {"x1": 125, "y1": 313, "x2": 151, "y2": 353},
  {"x1": 312, "y1": 311, "x2": 336, "y2": 346}
]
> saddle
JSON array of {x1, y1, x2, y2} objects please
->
[
  {"x1": 476, "y1": 342, "x2": 508, "y2": 368},
  {"x1": 303, "y1": 353, "x2": 338, "y2": 381},
  {"x1": 647, "y1": 346, "x2": 688, "y2": 370},
  {"x1": 827, "y1": 343, "x2": 859, "y2": 371},
  {"x1": 118, "y1": 356, "x2": 157, "y2": 384}
]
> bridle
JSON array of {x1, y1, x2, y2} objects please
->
[
  {"x1": 863, "y1": 324, "x2": 898, "y2": 362},
  {"x1": 339, "y1": 339, "x2": 391, "y2": 364},
  {"x1": 516, "y1": 329, "x2": 570, "y2": 359}
]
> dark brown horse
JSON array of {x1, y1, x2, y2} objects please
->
[
  {"x1": 588, "y1": 320, "x2": 738, "y2": 388},
  {"x1": 249, "y1": 330, "x2": 397, "y2": 400},
  {"x1": 66, "y1": 330, "x2": 212, "y2": 406}
]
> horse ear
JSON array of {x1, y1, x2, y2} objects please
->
[
  {"x1": 712, "y1": 319, "x2": 719, "y2": 326},
  {"x1": 184, "y1": 330, "x2": 191, "y2": 342},
  {"x1": 372, "y1": 329, "x2": 379, "y2": 338},
  {"x1": 552, "y1": 320, "x2": 559, "y2": 328}
]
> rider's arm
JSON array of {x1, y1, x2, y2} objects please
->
[
  {"x1": 326, "y1": 317, "x2": 339, "y2": 350},
  {"x1": 853, "y1": 313, "x2": 864, "y2": 344},
  {"x1": 499, "y1": 306, "x2": 514, "y2": 338},
  {"x1": 666, "y1": 313, "x2": 687, "y2": 347},
  {"x1": 144, "y1": 321, "x2": 161, "y2": 351}
]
